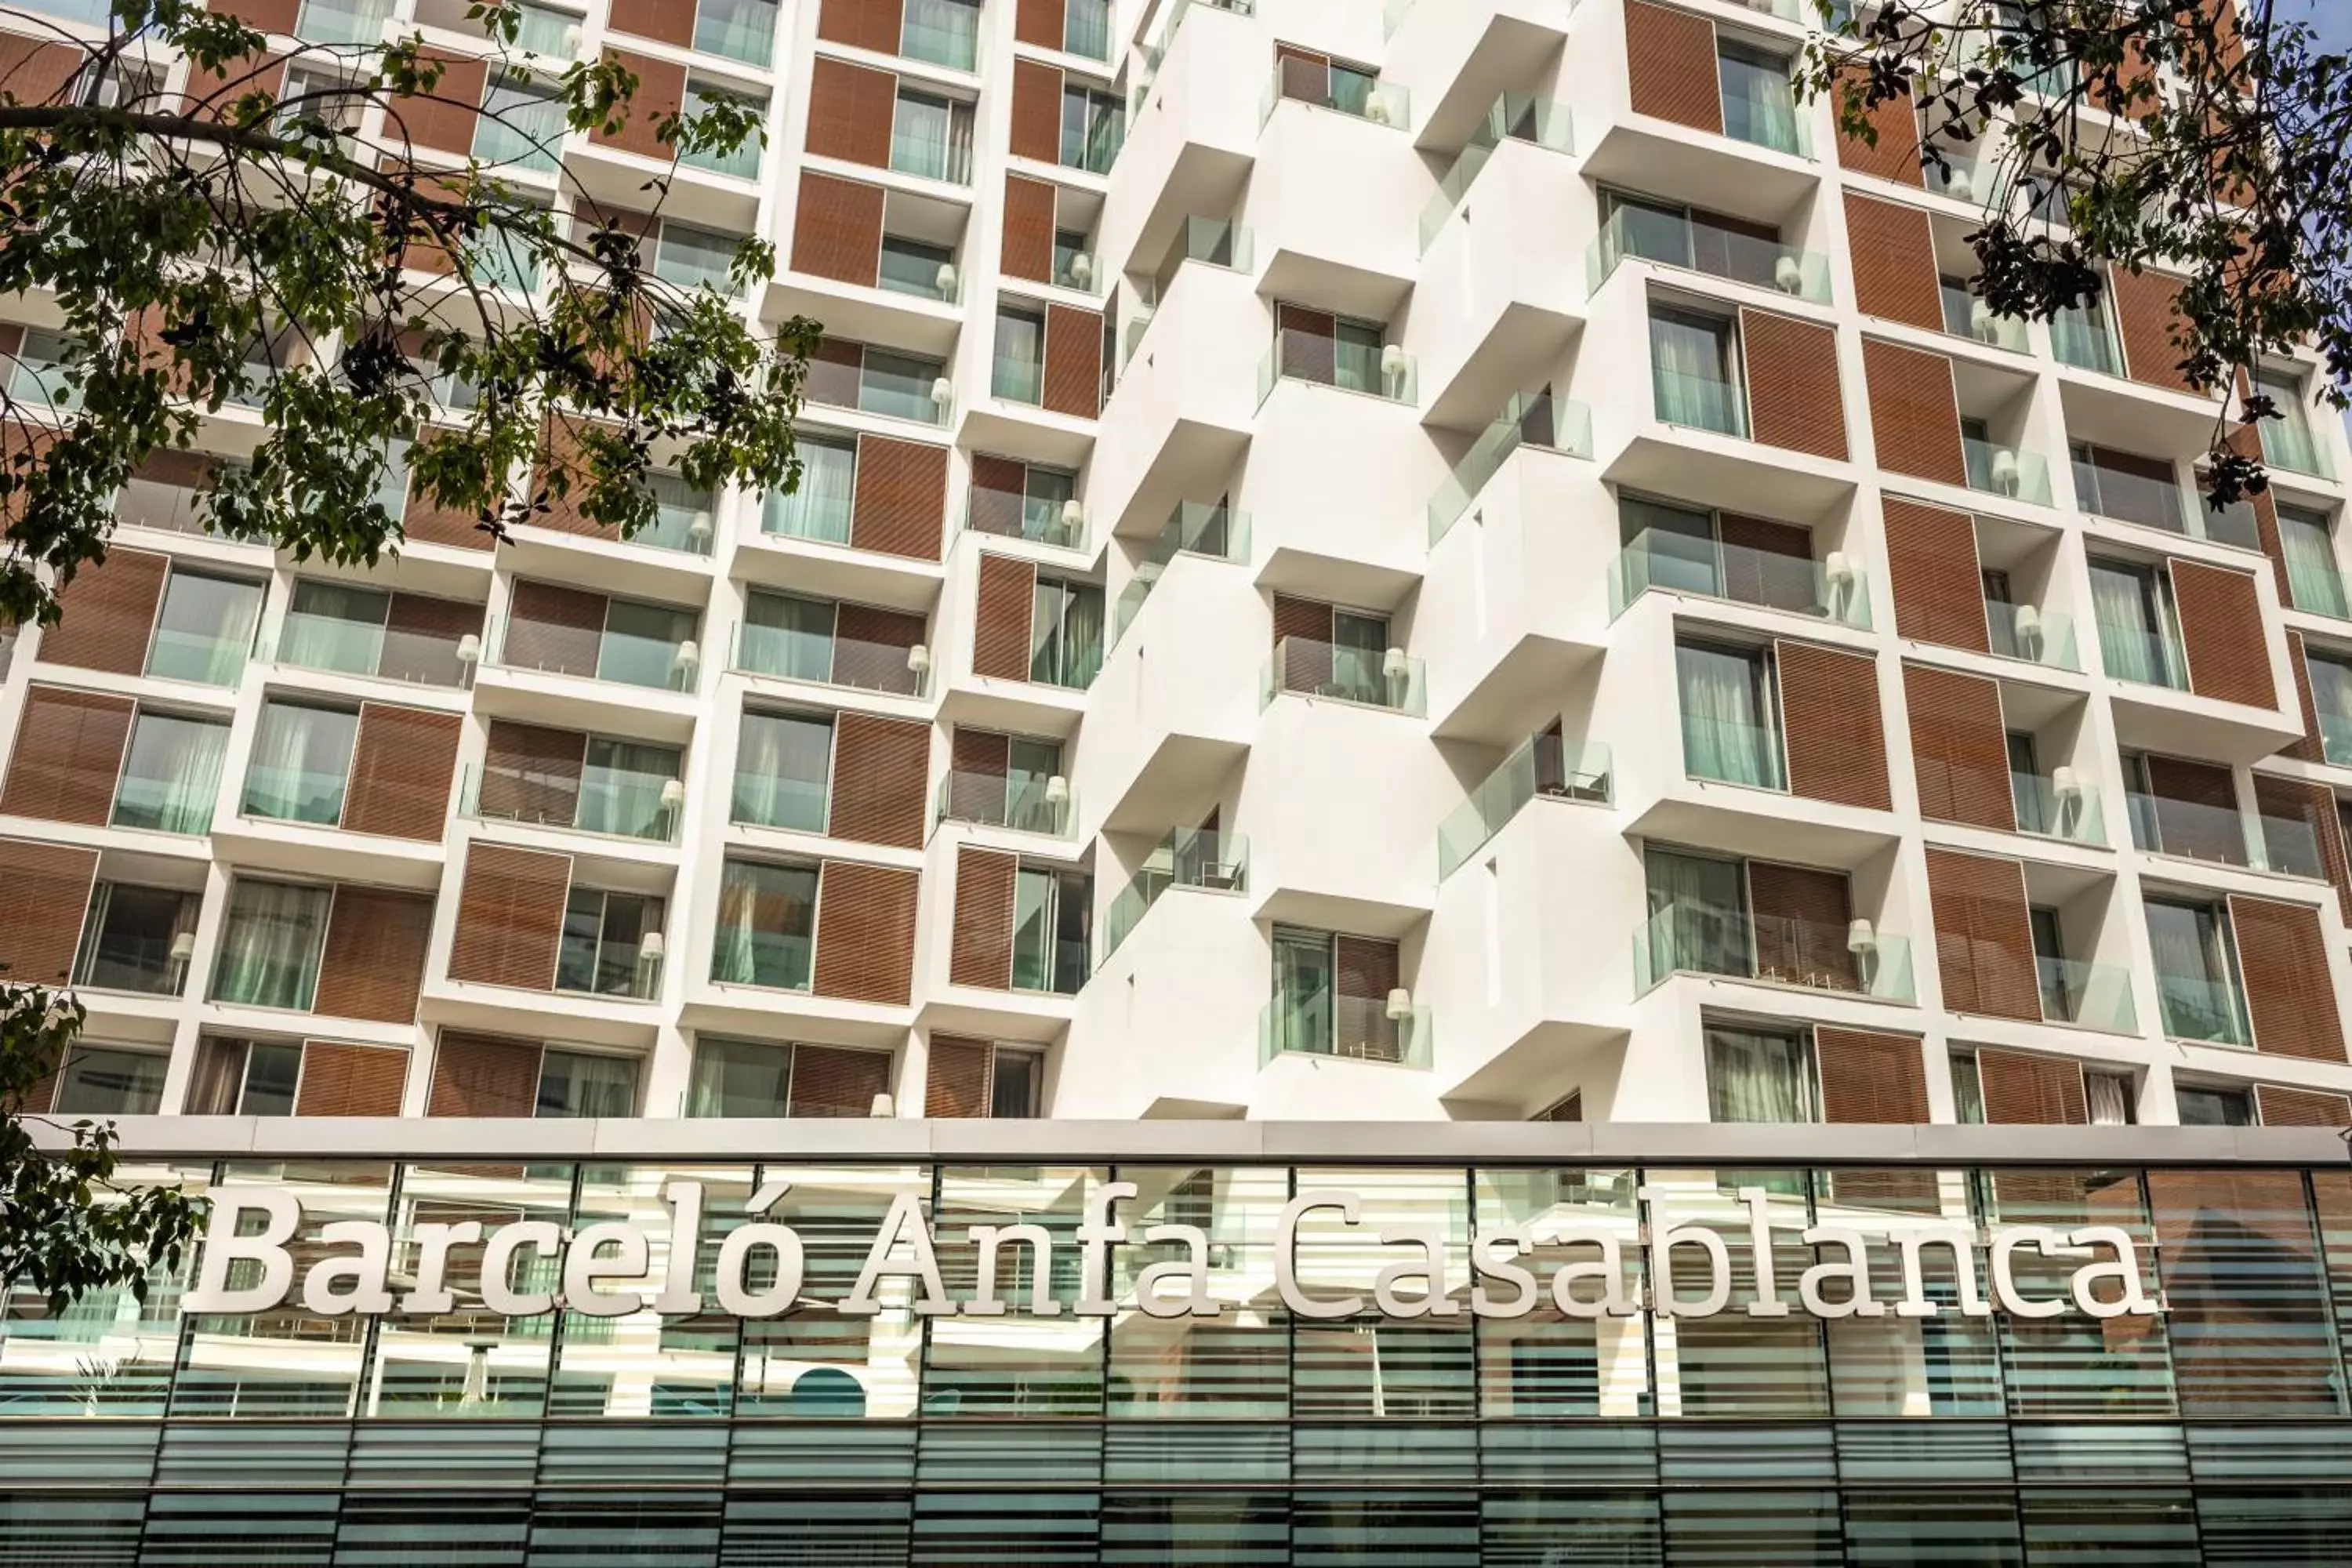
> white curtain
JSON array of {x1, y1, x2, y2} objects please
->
[
  {"x1": 211, "y1": 881, "x2": 331, "y2": 1009},
  {"x1": 731, "y1": 713, "x2": 832, "y2": 831},
  {"x1": 1675, "y1": 642, "x2": 1777, "y2": 789},
  {"x1": 2088, "y1": 564, "x2": 2161, "y2": 684},
  {"x1": 1644, "y1": 849, "x2": 1747, "y2": 982},
  {"x1": 243, "y1": 704, "x2": 356, "y2": 824},
  {"x1": 768, "y1": 439, "x2": 856, "y2": 543},
  {"x1": 577, "y1": 740, "x2": 681, "y2": 839},
  {"x1": 282, "y1": 581, "x2": 387, "y2": 674},
  {"x1": 1704, "y1": 1027, "x2": 1813, "y2": 1123}
]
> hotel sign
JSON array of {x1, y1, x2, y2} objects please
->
[{"x1": 186, "y1": 1180, "x2": 2162, "y2": 1323}]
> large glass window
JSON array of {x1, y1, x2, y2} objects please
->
[
  {"x1": 678, "y1": 81, "x2": 765, "y2": 180},
  {"x1": 474, "y1": 72, "x2": 564, "y2": 172},
  {"x1": 1058, "y1": 84, "x2": 1123, "y2": 172},
  {"x1": 900, "y1": 0, "x2": 979, "y2": 68},
  {"x1": 993, "y1": 306, "x2": 1047, "y2": 404},
  {"x1": 2089, "y1": 557, "x2": 2184, "y2": 687},
  {"x1": 684, "y1": 1038, "x2": 793, "y2": 1117},
  {"x1": 862, "y1": 348, "x2": 947, "y2": 422},
  {"x1": 1715, "y1": 40, "x2": 1799, "y2": 151},
  {"x1": 186, "y1": 1036, "x2": 305, "y2": 1116},
  {"x1": 2307, "y1": 644, "x2": 2352, "y2": 762},
  {"x1": 556, "y1": 889, "x2": 662, "y2": 999},
  {"x1": 1704, "y1": 1024, "x2": 1817, "y2": 1122},
  {"x1": 1650, "y1": 306, "x2": 1746, "y2": 436},
  {"x1": 597, "y1": 598, "x2": 698, "y2": 690},
  {"x1": 71, "y1": 883, "x2": 201, "y2": 995},
  {"x1": 2176, "y1": 1083, "x2": 2254, "y2": 1126},
  {"x1": 535, "y1": 1048, "x2": 638, "y2": 1117},
  {"x1": 2277, "y1": 502, "x2": 2347, "y2": 616},
  {"x1": 1011, "y1": 864, "x2": 1089, "y2": 994},
  {"x1": 279, "y1": 579, "x2": 390, "y2": 676},
  {"x1": 738, "y1": 590, "x2": 837, "y2": 681},
  {"x1": 1674, "y1": 637, "x2": 1782, "y2": 789},
  {"x1": 693, "y1": 0, "x2": 776, "y2": 66},
  {"x1": 242, "y1": 701, "x2": 359, "y2": 826},
  {"x1": 765, "y1": 432, "x2": 855, "y2": 543},
  {"x1": 877, "y1": 235, "x2": 955, "y2": 301},
  {"x1": 209, "y1": 880, "x2": 332, "y2": 1010},
  {"x1": 711, "y1": 858, "x2": 818, "y2": 989},
  {"x1": 890, "y1": 88, "x2": 973, "y2": 183},
  {"x1": 575, "y1": 738, "x2": 683, "y2": 840},
  {"x1": 50, "y1": 1045, "x2": 166, "y2": 1114},
  {"x1": 732, "y1": 711, "x2": 833, "y2": 831},
  {"x1": 145, "y1": 568, "x2": 263, "y2": 685},
  {"x1": 650, "y1": 220, "x2": 735, "y2": 294},
  {"x1": 1029, "y1": 577, "x2": 1104, "y2": 688},
  {"x1": 2145, "y1": 895, "x2": 2249, "y2": 1045},
  {"x1": 111, "y1": 710, "x2": 229, "y2": 834},
  {"x1": 1641, "y1": 846, "x2": 1749, "y2": 982}
]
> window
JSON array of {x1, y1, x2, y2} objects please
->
[
  {"x1": 2087, "y1": 557, "x2": 2184, "y2": 688},
  {"x1": 2027, "y1": 906, "x2": 2076, "y2": 1022},
  {"x1": 2070, "y1": 442, "x2": 2185, "y2": 533},
  {"x1": 1052, "y1": 227, "x2": 1091, "y2": 289},
  {"x1": 877, "y1": 235, "x2": 956, "y2": 302},
  {"x1": 994, "y1": 305, "x2": 1047, "y2": 404},
  {"x1": 1029, "y1": 577, "x2": 1104, "y2": 689},
  {"x1": 2144, "y1": 895, "x2": 2249, "y2": 1045},
  {"x1": 733, "y1": 710, "x2": 833, "y2": 831},
  {"x1": 1267, "y1": 926, "x2": 1409, "y2": 1062},
  {"x1": 2177, "y1": 1083, "x2": 2255, "y2": 1126},
  {"x1": 1950, "y1": 1052, "x2": 1986, "y2": 1123},
  {"x1": 808, "y1": 345, "x2": 948, "y2": 425},
  {"x1": 281, "y1": 580, "x2": 391, "y2": 676},
  {"x1": 187, "y1": 1036, "x2": 306, "y2": 1116},
  {"x1": 2276, "y1": 503, "x2": 2347, "y2": 617},
  {"x1": 1059, "y1": 83, "x2": 1123, "y2": 172},
  {"x1": 652, "y1": 220, "x2": 736, "y2": 293},
  {"x1": 77, "y1": 56, "x2": 162, "y2": 108},
  {"x1": 50, "y1": 1046, "x2": 166, "y2": 1115},
  {"x1": 71, "y1": 884, "x2": 201, "y2": 995},
  {"x1": 1649, "y1": 307, "x2": 1745, "y2": 436},
  {"x1": 557, "y1": 890, "x2": 663, "y2": 999},
  {"x1": 2051, "y1": 287, "x2": 2121, "y2": 372},
  {"x1": 146, "y1": 568, "x2": 263, "y2": 685},
  {"x1": 891, "y1": 88, "x2": 975, "y2": 183},
  {"x1": 209, "y1": 880, "x2": 332, "y2": 1010},
  {"x1": 111, "y1": 710, "x2": 230, "y2": 835},
  {"x1": 577, "y1": 739, "x2": 683, "y2": 839},
  {"x1": 1642, "y1": 847, "x2": 1748, "y2": 982},
  {"x1": 243, "y1": 701, "x2": 359, "y2": 826},
  {"x1": 678, "y1": 80, "x2": 766, "y2": 179},
  {"x1": 474, "y1": 72, "x2": 565, "y2": 173},
  {"x1": 989, "y1": 1048, "x2": 1043, "y2": 1116},
  {"x1": 1715, "y1": 38, "x2": 1798, "y2": 153},
  {"x1": 900, "y1": 0, "x2": 980, "y2": 69},
  {"x1": 596, "y1": 598, "x2": 699, "y2": 691},
  {"x1": 1618, "y1": 494, "x2": 1820, "y2": 616},
  {"x1": 2307, "y1": 644, "x2": 2352, "y2": 762},
  {"x1": 1012, "y1": 864, "x2": 1090, "y2": 995},
  {"x1": 693, "y1": 0, "x2": 778, "y2": 66},
  {"x1": 1704, "y1": 1023, "x2": 1817, "y2": 1122},
  {"x1": 536, "y1": 1048, "x2": 638, "y2": 1117},
  {"x1": 1598, "y1": 188, "x2": 1788, "y2": 292},
  {"x1": 685, "y1": 1038, "x2": 793, "y2": 1116},
  {"x1": 711, "y1": 858, "x2": 818, "y2": 989},
  {"x1": 2253, "y1": 366, "x2": 2324, "y2": 475},
  {"x1": 766, "y1": 431, "x2": 855, "y2": 543},
  {"x1": 2086, "y1": 1070, "x2": 2135, "y2": 1125},
  {"x1": 1674, "y1": 637, "x2": 1783, "y2": 789}
]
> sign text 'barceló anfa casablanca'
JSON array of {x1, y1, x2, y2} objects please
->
[{"x1": 186, "y1": 1180, "x2": 2165, "y2": 1325}]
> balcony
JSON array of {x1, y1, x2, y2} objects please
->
[
  {"x1": 730, "y1": 618, "x2": 927, "y2": 699},
  {"x1": 1436, "y1": 732, "x2": 1612, "y2": 877},
  {"x1": 114, "y1": 474, "x2": 267, "y2": 543},
  {"x1": 1718, "y1": 74, "x2": 1809, "y2": 158},
  {"x1": 1258, "y1": 330, "x2": 1416, "y2": 407},
  {"x1": 460, "y1": 761, "x2": 684, "y2": 844},
  {"x1": 1633, "y1": 902, "x2": 1915, "y2": 1002},
  {"x1": 1587, "y1": 205, "x2": 1829, "y2": 304},
  {"x1": 1610, "y1": 528, "x2": 1871, "y2": 629},
  {"x1": 1418, "y1": 95, "x2": 1573, "y2": 252},
  {"x1": 485, "y1": 612, "x2": 699, "y2": 694},
  {"x1": 1261, "y1": 637, "x2": 1425, "y2": 716},
  {"x1": 1258, "y1": 60, "x2": 1410, "y2": 135},
  {"x1": 933, "y1": 770, "x2": 1077, "y2": 839},
  {"x1": 1099, "y1": 827, "x2": 1249, "y2": 961},
  {"x1": 1111, "y1": 502, "x2": 1250, "y2": 645},
  {"x1": 2035, "y1": 956, "x2": 2140, "y2": 1033},
  {"x1": 1652, "y1": 362, "x2": 1747, "y2": 440},
  {"x1": 1259, "y1": 991, "x2": 1432, "y2": 1069},
  {"x1": 1428, "y1": 391, "x2": 1592, "y2": 545},
  {"x1": 1680, "y1": 711, "x2": 1787, "y2": 793},
  {"x1": 1939, "y1": 281, "x2": 2029, "y2": 352},
  {"x1": 2126, "y1": 787, "x2": 2333, "y2": 881},
  {"x1": 1984, "y1": 599, "x2": 2082, "y2": 672},
  {"x1": 2051, "y1": 303, "x2": 2122, "y2": 376},
  {"x1": 2009, "y1": 769, "x2": 2107, "y2": 846},
  {"x1": 2093, "y1": 618, "x2": 2188, "y2": 691},
  {"x1": 1098, "y1": 0, "x2": 1261, "y2": 283},
  {"x1": 1962, "y1": 434, "x2": 2056, "y2": 506},
  {"x1": 2154, "y1": 965, "x2": 2250, "y2": 1047},
  {"x1": 258, "y1": 608, "x2": 477, "y2": 689}
]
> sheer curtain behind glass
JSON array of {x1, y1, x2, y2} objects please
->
[
  {"x1": 693, "y1": 0, "x2": 777, "y2": 65},
  {"x1": 1675, "y1": 641, "x2": 1778, "y2": 788},
  {"x1": 2088, "y1": 561, "x2": 2166, "y2": 684},
  {"x1": 282, "y1": 581, "x2": 390, "y2": 674},
  {"x1": 1621, "y1": 496, "x2": 1721, "y2": 597},
  {"x1": 575, "y1": 739, "x2": 681, "y2": 838},
  {"x1": 2144, "y1": 898, "x2": 2240, "y2": 1042},
  {"x1": 211, "y1": 880, "x2": 332, "y2": 1009},
  {"x1": 741, "y1": 592, "x2": 836, "y2": 681},
  {"x1": 112, "y1": 713, "x2": 229, "y2": 834},
  {"x1": 2278, "y1": 505, "x2": 2348, "y2": 615},
  {"x1": 732, "y1": 713, "x2": 833, "y2": 831},
  {"x1": 1270, "y1": 927, "x2": 1334, "y2": 1055},
  {"x1": 1704, "y1": 1026, "x2": 1815, "y2": 1122},
  {"x1": 687, "y1": 1039, "x2": 792, "y2": 1116},
  {"x1": 1645, "y1": 848, "x2": 1748, "y2": 980},
  {"x1": 711, "y1": 860, "x2": 818, "y2": 989},
  {"x1": 243, "y1": 703, "x2": 358, "y2": 824},
  {"x1": 1650, "y1": 308, "x2": 1740, "y2": 431},
  {"x1": 147, "y1": 571, "x2": 263, "y2": 685},
  {"x1": 768, "y1": 437, "x2": 855, "y2": 542}
]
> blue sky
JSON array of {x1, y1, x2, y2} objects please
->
[{"x1": 2278, "y1": 0, "x2": 2352, "y2": 52}]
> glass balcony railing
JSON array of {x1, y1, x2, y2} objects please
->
[
  {"x1": 294, "y1": 0, "x2": 390, "y2": 42},
  {"x1": 1610, "y1": 528, "x2": 1871, "y2": 628},
  {"x1": 1259, "y1": 992, "x2": 1431, "y2": 1069},
  {"x1": 1962, "y1": 434, "x2": 2055, "y2": 505},
  {"x1": 1101, "y1": 828, "x2": 1249, "y2": 962},
  {"x1": 628, "y1": 495, "x2": 720, "y2": 556},
  {"x1": 1679, "y1": 712, "x2": 1787, "y2": 792},
  {"x1": 257, "y1": 612, "x2": 477, "y2": 688},
  {"x1": 1437, "y1": 734, "x2": 1613, "y2": 877},
  {"x1": 460, "y1": 763, "x2": 683, "y2": 843},
  {"x1": 1651, "y1": 365, "x2": 1748, "y2": 438},
  {"x1": 1939, "y1": 283, "x2": 2029, "y2": 350},
  {"x1": 2260, "y1": 418, "x2": 2332, "y2": 479},
  {"x1": 731, "y1": 621, "x2": 927, "y2": 698},
  {"x1": 2050, "y1": 306, "x2": 2122, "y2": 375},
  {"x1": 241, "y1": 759, "x2": 354, "y2": 829},
  {"x1": 1112, "y1": 503, "x2": 1250, "y2": 645},
  {"x1": 1427, "y1": 391, "x2": 1594, "y2": 545},
  {"x1": 486, "y1": 615, "x2": 699, "y2": 692},
  {"x1": 2094, "y1": 620, "x2": 2189, "y2": 690},
  {"x1": 993, "y1": 353, "x2": 1046, "y2": 406},
  {"x1": 1260, "y1": 63, "x2": 1410, "y2": 133},
  {"x1": 2072, "y1": 458, "x2": 2189, "y2": 535},
  {"x1": 1256, "y1": 331, "x2": 1416, "y2": 407},
  {"x1": 1984, "y1": 600, "x2": 2082, "y2": 670},
  {"x1": 2155, "y1": 969, "x2": 2250, "y2": 1047},
  {"x1": 1261, "y1": 637, "x2": 1425, "y2": 715},
  {"x1": 1119, "y1": 221, "x2": 1252, "y2": 366},
  {"x1": 933, "y1": 770, "x2": 1076, "y2": 838},
  {"x1": 2009, "y1": 770, "x2": 2107, "y2": 846},
  {"x1": 2125, "y1": 789, "x2": 2262, "y2": 871},
  {"x1": 1588, "y1": 206, "x2": 1830, "y2": 303},
  {"x1": 1633, "y1": 902, "x2": 1916, "y2": 1001},
  {"x1": 1719, "y1": 88, "x2": 1808, "y2": 157},
  {"x1": 1418, "y1": 95, "x2": 1573, "y2": 252},
  {"x1": 2035, "y1": 956, "x2": 2140, "y2": 1033}
]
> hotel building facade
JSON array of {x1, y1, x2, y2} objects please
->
[{"x1": 4, "y1": 0, "x2": 2352, "y2": 1559}]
